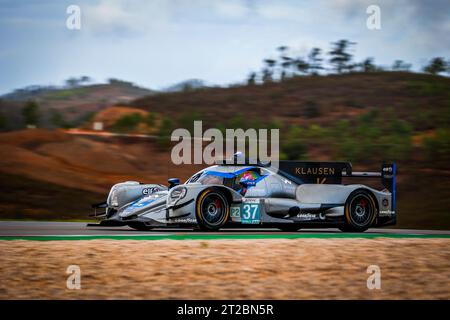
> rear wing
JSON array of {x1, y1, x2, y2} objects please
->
[
  {"x1": 278, "y1": 161, "x2": 397, "y2": 192},
  {"x1": 349, "y1": 163, "x2": 397, "y2": 193},
  {"x1": 347, "y1": 163, "x2": 397, "y2": 212}
]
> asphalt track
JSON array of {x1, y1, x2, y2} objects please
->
[{"x1": 0, "y1": 221, "x2": 449, "y2": 240}]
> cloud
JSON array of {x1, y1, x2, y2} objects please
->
[
  {"x1": 84, "y1": 0, "x2": 134, "y2": 34},
  {"x1": 255, "y1": 3, "x2": 309, "y2": 21},
  {"x1": 81, "y1": 0, "x2": 254, "y2": 35},
  {"x1": 0, "y1": 0, "x2": 449, "y2": 94},
  {"x1": 82, "y1": 0, "x2": 173, "y2": 36},
  {"x1": 328, "y1": 0, "x2": 450, "y2": 47},
  {"x1": 212, "y1": 0, "x2": 250, "y2": 19}
]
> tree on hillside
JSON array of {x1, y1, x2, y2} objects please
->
[
  {"x1": 277, "y1": 46, "x2": 288, "y2": 55},
  {"x1": 295, "y1": 58, "x2": 310, "y2": 75},
  {"x1": 262, "y1": 59, "x2": 276, "y2": 83},
  {"x1": 282, "y1": 139, "x2": 307, "y2": 160},
  {"x1": 145, "y1": 112, "x2": 156, "y2": 127},
  {"x1": 280, "y1": 56, "x2": 294, "y2": 80},
  {"x1": 22, "y1": 101, "x2": 40, "y2": 127},
  {"x1": 157, "y1": 116, "x2": 174, "y2": 150},
  {"x1": 50, "y1": 109, "x2": 67, "y2": 128},
  {"x1": 80, "y1": 76, "x2": 91, "y2": 85},
  {"x1": 264, "y1": 59, "x2": 277, "y2": 70},
  {"x1": 65, "y1": 77, "x2": 80, "y2": 88},
  {"x1": 277, "y1": 46, "x2": 292, "y2": 80},
  {"x1": 113, "y1": 113, "x2": 143, "y2": 133},
  {"x1": 392, "y1": 60, "x2": 412, "y2": 71},
  {"x1": 261, "y1": 68, "x2": 272, "y2": 83},
  {"x1": 358, "y1": 57, "x2": 377, "y2": 72},
  {"x1": 65, "y1": 76, "x2": 92, "y2": 88},
  {"x1": 178, "y1": 111, "x2": 201, "y2": 134},
  {"x1": 108, "y1": 78, "x2": 134, "y2": 87},
  {"x1": 328, "y1": 39, "x2": 356, "y2": 74},
  {"x1": 308, "y1": 48, "x2": 323, "y2": 75},
  {"x1": 423, "y1": 57, "x2": 447, "y2": 75},
  {"x1": 247, "y1": 72, "x2": 257, "y2": 85}
]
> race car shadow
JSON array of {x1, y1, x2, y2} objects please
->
[{"x1": 97, "y1": 227, "x2": 347, "y2": 234}]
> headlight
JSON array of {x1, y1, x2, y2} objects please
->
[
  {"x1": 169, "y1": 187, "x2": 187, "y2": 203},
  {"x1": 110, "y1": 190, "x2": 119, "y2": 207}
]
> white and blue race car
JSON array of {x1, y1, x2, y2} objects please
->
[{"x1": 90, "y1": 153, "x2": 396, "y2": 232}]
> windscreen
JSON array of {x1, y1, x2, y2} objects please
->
[{"x1": 195, "y1": 173, "x2": 224, "y2": 185}]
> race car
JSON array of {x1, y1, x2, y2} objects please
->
[{"x1": 89, "y1": 153, "x2": 396, "y2": 232}]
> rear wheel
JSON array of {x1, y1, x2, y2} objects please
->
[
  {"x1": 196, "y1": 189, "x2": 229, "y2": 231},
  {"x1": 341, "y1": 190, "x2": 377, "y2": 232}
]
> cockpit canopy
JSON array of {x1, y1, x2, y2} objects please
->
[{"x1": 187, "y1": 166, "x2": 266, "y2": 193}]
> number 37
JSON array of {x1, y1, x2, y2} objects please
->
[{"x1": 242, "y1": 204, "x2": 258, "y2": 219}]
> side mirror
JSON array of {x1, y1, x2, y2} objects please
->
[{"x1": 168, "y1": 178, "x2": 180, "y2": 190}]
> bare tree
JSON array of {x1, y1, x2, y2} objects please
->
[
  {"x1": 359, "y1": 58, "x2": 376, "y2": 72},
  {"x1": 262, "y1": 59, "x2": 276, "y2": 83},
  {"x1": 247, "y1": 72, "x2": 257, "y2": 85},
  {"x1": 328, "y1": 39, "x2": 356, "y2": 74},
  {"x1": 295, "y1": 58, "x2": 310, "y2": 75},
  {"x1": 308, "y1": 48, "x2": 323, "y2": 75},
  {"x1": 277, "y1": 46, "x2": 292, "y2": 80},
  {"x1": 261, "y1": 68, "x2": 272, "y2": 83}
]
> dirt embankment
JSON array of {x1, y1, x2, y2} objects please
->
[
  {"x1": 0, "y1": 238, "x2": 448, "y2": 299},
  {"x1": 0, "y1": 129, "x2": 201, "y2": 194},
  {"x1": 0, "y1": 129, "x2": 203, "y2": 219}
]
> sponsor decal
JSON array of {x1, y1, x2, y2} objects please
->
[
  {"x1": 382, "y1": 166, "x2": 393, "y2": 173},
  {"x1": 230, "y1": 206, "x2": 241, "y2": 222},
  {"x1": 296, "y1": 213, "x2": 319, "y2": 221},
  {"x1": 172, "y1": 217, "x2": 197, "y2": 224},
  {"x1": 295, "y1": 167, "x2": 336, "y2": 175},
  {"x1": 379, "y1": 210, "x2": 395, "y2": 217},
  {"x1": 241, "y1": 199, "x2": 261, "y2": 224},
  {"x1": 242, "y1": 198, "x2": 260, "y2": 204},
  {"x1": 131, "y1": 199, "x2": 155, "y2": 208},
  {"x1": 279, "y1": 162, "x2": 349, "y2": 184},
  {"x1": 142, "y1": 187, "x2": 159, "y2": 195},
  {"x1": 122, "y1": 198, "x2": 156, "y2": 215}
]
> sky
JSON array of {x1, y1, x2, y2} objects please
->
[{"x1": 0, "y1": 0, "x2": 449, "y2": 94}]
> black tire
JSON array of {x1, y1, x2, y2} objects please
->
[
  {"x1": 278, "y1": 224, "x2": 302, "y2": 232},
  {"x1": 196, "y1": 189, "x2": 230, "y2": 231},
  {"x1": 128, "y1": 222, "x2": 153, "y2": 231},
  {"x1": 342, "y1": 189, "x2": 377, "y2": 232}
]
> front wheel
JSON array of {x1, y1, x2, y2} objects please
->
[
  {"x1": 196, "y1": 189, "x2": 230, "y2": 231},
  {"x1": 341, "y1": 190, "x2": 377, "y2": 232}
]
